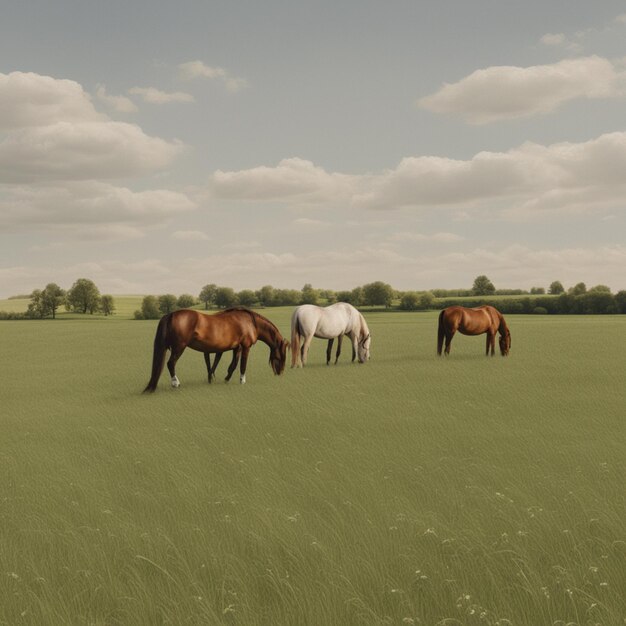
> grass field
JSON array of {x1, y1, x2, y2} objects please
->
[{"x1": 1, "y1": 306, "x2": 625, "y2": 625}]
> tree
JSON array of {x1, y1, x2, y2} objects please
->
[
  {"x1": 530, "y1": 287, "x2": 545, "y2": 295},
  {"x1": 27, "y1": 289, "x2": 44, "y2": 318},
  {"x1": 198, "y1": 284, "x2": 217, "y2": 309},
  {"x1": 318, "y1": 289, "x2": 336, "y2": 304},
  {"x1": 399, "y1": 292, "x2": 420, "y2": 310},
  {"x1": 273, "y1": 289, "x2": 301, "y2": 305},
  {"x1": 569, "y1": 282, "x2": 587, "y2": 296},
  {"x1": 66, "y1": 278, "x2": 101, "y2": 314},
  {"x1": 548, "y1": 280, "x2": 564, "y2": 295},
  {"x1": 301, "y1": 283, "x2": 319, "y2": 305},
  {"x1": 615, "y1": 291, "x2": 626, "y2": 313},
  {"x1": 141, "y1": 295, "x2": 160, "y2": 319},
  {"x1": 40, "y1": 283, "x2": 66, "y2": 319},
  {"x1": 215, "y1": 287, "x2": 237, "y2": 308},
  {"x1": 177, "y1": 294, "x2": 196, "y2": 309},
  {"x1": 158, "y1": 294, "x2": 177, "y2": 315},
  {"x1": 100, "y1": 295, "x2": 115, "y2": 316},
  {"x1": 237, "y1": 289, "x2": 257, "y2": 307},
  {"x1": 350, "y1": 286, "x2": 364, "y2": 306},
  {"x1": 588, "y1": 284, "x2": 611, "y2": 294},
  {"x1": 419, "y1": 291, "x2": 435, "y2": 309},
  {"x1": 362, "y1": 281, "x2": 394, "y2": 307},
  {"x1": 257, "y1": 285, "x2": 275, "y2": 307},
  {"x1": 472, "y1": 275, "x2": 495, "y2": 296}
]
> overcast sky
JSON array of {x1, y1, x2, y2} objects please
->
[{"x1": 1, "y1": 0, "x2": 626, "y2": 297}]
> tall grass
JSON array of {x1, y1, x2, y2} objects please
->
[{"x1": 0, "y1": 311, "x2": 624, "y2": 625}]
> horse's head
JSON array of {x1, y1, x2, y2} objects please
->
[
  {"x1": 269, "y1": 338, "x2": 289, "y2": 375},
  {"x1": 499, "y1": 330, "x2": 511, "y2": 356},
  {"x1": 357, "y1": 332, "x2": 371, "y2": 363}
]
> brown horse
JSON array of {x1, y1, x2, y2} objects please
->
[
  {"x1": 437, "y1": 305, "x2": 511, "y2": 356},
  {"x1": 144, "y1": 308, "x2": 289, "y2": 392}
]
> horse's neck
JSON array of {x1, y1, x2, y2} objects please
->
[{"x1": 256, "y1": 316, "x2": 278, "y2": 346}]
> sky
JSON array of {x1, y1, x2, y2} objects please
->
[{"x1": 1, "y1": 0, "x2": 626, "y2": 297}]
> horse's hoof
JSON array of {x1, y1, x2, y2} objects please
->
[
  {"x1": 240, "y1": 375, "x2": 246, "y2": 385},
  {"x1": 171, "y1": 376, "x2": 180, "y2": 388}
]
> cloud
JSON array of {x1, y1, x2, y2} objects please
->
[
  {"x1": 178, "y1": 60, "x2": 248, "y2": 92},
  {"x1": 3, "y1": 244, "x2": 624, "y2": 298},
  {"x1": 209, "y1": 132, "x2": 626, "y2": 216},
  {"x1": 0, "y1": 71, "x2": 184, "y2": 182},
  {"x1": 388, "y1": 232, "x2": 464, "y2": 243},
  {"x1": 0, "y1": 71, "x2": 104, "y2": 129},
  {"x1": 128, "y1": 86, "x2": 195, "y2": 104},
  {"x1": 95, "y1": 84, "x2": 138, "y2": 113},
  {"x1": 615, "y1": 14, "x2": 626, "y2": 24},
  {"x1": 171, "y1": 230, "x2": 209, "y2": 241},
  {"x1": 0, "y1": 181, "x2": 196, "y2": 235},
  {"x1": 417, "y1": 56, "x2": 623, "y2": 124}
]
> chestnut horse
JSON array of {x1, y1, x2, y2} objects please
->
[
  {"x1": 437, "y1": 305, "x2": 511, "y2": 356},
  {"x1": 144, "y1": 308, "x2": 289, "y2": 392}
]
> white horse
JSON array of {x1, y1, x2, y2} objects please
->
[{"x1": 291, "y1": 302, "x2": 371, "y2": 367}]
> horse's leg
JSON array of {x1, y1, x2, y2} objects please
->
[
  {"x1": 225, "y1": 347, "x2": 241, "y2": 382},
  {"x1": 485, "y1": 334, "x2": 491, "y2": 357},
  {"x1": 301, "y1": 335, "x2": 314, "y2": 366},
  {"x1": 326, "y1": 338, "x2": 334, "y2": 365},
  {"x1": 335, "y1": 335, "x2": 343, "y2": 364},
  {"x1": 210, "y1": 352, "x2": 224, "y2": 379},
  {"x1": 444, "y1": 331, "x2": 454, "y2": 356},
  {"x1": 351, "y1": 333, "x2": 358, "y2": 362},
  {"x1": 167, "y1": 342, "x2": 186, "y2": 387},
  {"x1": 490, "y1": 332, "x2": 496, "y2": 356},
  {"x1": 204, "y1": 352, "x2": 213, "y2": 383},
  {"x1": 239, "y1": 345, "x2": 251, "y2": 384}
]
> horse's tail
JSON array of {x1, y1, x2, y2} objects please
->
[
  {"x1": 437, "y1": 309, "x2": 445, "y2": 356},
  {"x1": 290, "y1": 311, "x2": 301, "y2": 367},
  {"x1": 143, "y1": 314, "x2": 171, "y2": 393}
]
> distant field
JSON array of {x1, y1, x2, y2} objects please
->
[{"x1": 1, "y1": 310, "x2": 624, "y2": 625}]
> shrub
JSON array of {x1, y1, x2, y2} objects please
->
[{"x1": 533, "y1": 307, "x2": 548, "y2": 314}]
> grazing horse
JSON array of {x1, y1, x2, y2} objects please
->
[
  {"x1": 144, "y1": 308, "x2": 289, "y2": 392},
  {"x1": 437, "y1": 305, "x2": 511, "y2": 356},
  {"x1": 291, "y1": 302, "x2": 371, "y2": 367}
]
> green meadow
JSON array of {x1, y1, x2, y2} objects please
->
[{"x1": 0, "y1": 303, "x2": 624, "y2": 625}]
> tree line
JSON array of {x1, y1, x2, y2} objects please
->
[
  {"x1": 2, "y1": 275, "x2": 625, "y2": 320},
  {"x1": 0, "y1": 279, "x2": 115, "y2": 320}
]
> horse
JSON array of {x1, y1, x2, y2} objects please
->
[
  {"x1": 290, "y1": 302, "x2": 371, "y2": 367},
  {"x1": 143, "y1": 308, "x2": 289, "y2": 392},
  {"x1": 437, "y1": 305, "x2": 511, "y2": 357}
]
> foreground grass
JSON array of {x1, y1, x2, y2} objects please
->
[{"x1": 1, "y1": 311, "x2": 625, "y2": 625}]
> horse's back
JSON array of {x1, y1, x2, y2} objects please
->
[{"x1": 293, "y1": 302, "x2": 355, "y2": 337}]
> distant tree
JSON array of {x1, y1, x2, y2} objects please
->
[
  {"x1": 177, "y1": 294, "x2": 196, "y2": 309},
  {"x1": 569, "y1": 282, "x2": 587, "y2": 296},
  {"x1": 588, "y1": 284, "x2": 611, "y2": 294},
  {"x1": 530, "y1": 287, "x2": 545, "y2": 295},
  {"x1": 273, "y1": 289, "x2": 301, "y2": 306},
  {"x1": 615, "y1": 291, "x2": 626, "y2": 313},
  {"x1": 350, "y1": 286, "x2": 364, "y2": 306},
  {"x1": 158, "y1": 294, "x2": 178, "y2": 315},
  {"x1": 27, "y1": 289, "x2": 44, "y2": 318},
  {"x1": 237, "y1": 289, "x2": 257, "y2": 307},
  {"x1": 215, "y1": 287, "x2": 238, "y2": 308},
  {"x1": 301, "y1": 283, "x2": 319, "y2": 305},
  {"x1": 198, "y1": 284, "x2": 217, "y2": 309},
  {"x1": 100, "y1": 294, "x2": 115, "y2": 316},
  {"x1": 419, "y1": 291, "x2": 435, "y2": 309},
  {"x1": 548, "y1": 280, "x2": 564, "y2": 295},
  {"x1": 472, "y1": 275, "x2": 495, "y2": 296},
  {"x1": 66, "y1": 278, "x2": 101, "y2": 314},
  {"x1": 40, "y1": 283, "x2": 66, "y2": 319},
  {"x1": 400, "y1": 292, "x2": 420, "y2": 310},
  {"x1": 257, "y1": 285, "x2": 275, "y2": 307},
  {"x1": 362, "y1": 281, "x2": 394, "y2": 307},
  {"x1": 335, "y1": 290, "x2": 352, "y2": 303},
  {"x1": 141, "y1": 295, "x2": 160, "y2": 319},
  {"x1": 318, "y1": 289, "x2": 337, "y2": 304}
]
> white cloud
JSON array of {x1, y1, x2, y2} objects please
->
[
  {"x1": 178, "y1": 60, "x2": 248, "y2": 92},
  {"x1": 95, "y1": 84, "x2": 138, "y2": 113},
  {"x1": 128, "y1": 86, "x2": 195, "y2": 104},
  {"x1": 614, "y1": 14, "x2": 626, "y2": 24},
  {"x1": 209, "y1": 132, "x2": 626, "y2": 216},
  {"x1": 0, "y1": 181, "x2": 196, "y2": 234},
  {"x1": 171, "y1": 230, "x2": 209, "y2": 241},
  {"x1": 0, "y1": 72, "x2": 184, "y2": 182},
  {"x1": 389, "y1": 232, "x2": 464, "y2": 243},
  {"x1": 417, "y1": 56, "x2": 623, "y2": 124},
  {"x1": 0, "y1": 71, "x2": 104, "y2": 129},
  {"x1": 540, "y1": 33, "x2": 565, "y2": 46}
]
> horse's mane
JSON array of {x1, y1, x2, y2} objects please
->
[{"x1": 221, "y1": 307, "x2": 281, "y2": 336}]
